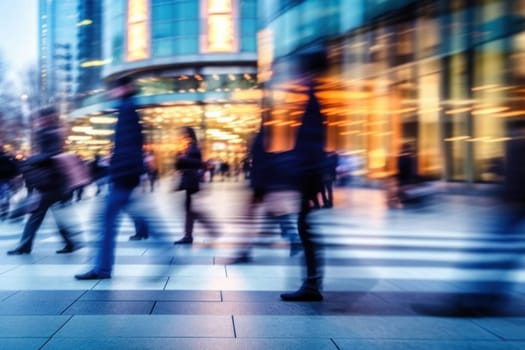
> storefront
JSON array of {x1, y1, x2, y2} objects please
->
[{"x1": 258, "y1": 0, "x2": 525, "y2": 183}]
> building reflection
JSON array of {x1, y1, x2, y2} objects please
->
[{"x1": 259, "y1": 0, "x2": 525, "y2": 183}]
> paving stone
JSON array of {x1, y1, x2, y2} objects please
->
[
  {"x1": 472, "y1": 318, "x2": 525, "y2": 340},
  {"x1": 153, "y1": 301, "x2": 322, "y2": 315},
  {"x1": 0, "y1": 338, "x2": 47, "y2": 350},
  {"x1": 233, "y1": 316, "x2": 500, "y2": 340},
  {"x1": 43, "y1": 337, "x2": 337, "y2": 350},
  {"x1": 54, "y1": 315, "x2": 234, "y2": 338},
  {"x1": 80, "y1": 290, "x2": 221, "y2": 302},
  {"x1": 0, "y1": 316, "x2": 69, "y2": 337},
  {"x1": 334, "y1": 339, "x2": 525, "y2": 350},
  {"x1": 63, "y1": 301, "x2": 155, "y2": 315}
]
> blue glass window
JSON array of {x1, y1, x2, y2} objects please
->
[
  {"x1": 175, "y1": 37, "x2": 199, "y2": 54},
  {"x1": 153, "y1": 39, "x2": 175, "y2": 56},
  {"x1": 176, "y1": 20, "x2": 199, "y2": 36},
  {"x1": 153, "y1": 21, "x2": 175, "y2": 39},
  {"x1": 152, "y1": 3, "x2": 175, "y2": 21}
]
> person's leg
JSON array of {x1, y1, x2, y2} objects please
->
[
  {"x1": 9, "y1": 192, "x2": 54, "y2": 253},
  {"x1": 281, "y1": 189, "x2": 323, "y2": 301},
  {"x1": 278, "y1": 213, "x2": 301, "y2": 256},
  {"x1": 51, "y1": 192, "x2": 84, "y2": 252},
  {"x1": 175, "y1": 190, "x2": 194, "y2": 244},
  {"x1": 94, "y1": 186, "x2": 133, "y2": 275}
]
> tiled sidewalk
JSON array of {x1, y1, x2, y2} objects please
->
[{"x1": 0, "y1": 182, "x2": 524, "y2": 349}]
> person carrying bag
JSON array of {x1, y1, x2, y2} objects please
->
[{"x1": 6, "y1": 106, "x2": 83, "y2": 255}]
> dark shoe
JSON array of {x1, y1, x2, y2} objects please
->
[
  {"x1": 7, "y1": 247, "x2": 31, "y2": 255},
  {"x1": 129, "y1": 234, "x2": 148, "y2": 241},
  {"x1": 281, "y1": 287, "x2": 323, "y2": 302},
  {"x1": 74, "y1": 270, "x2": 111, "y2": 280},
  {"x1": 174, "y1": 236, "x2": 193, "y2": 245},
  {"x1": 56, "y1": 244, "x2": 82, "y2": 254}
]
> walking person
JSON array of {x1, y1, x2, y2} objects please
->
[
  {"x1": 0, "y1": 150, "x2": 19, "y2": 220},
  {"x1": 280, "y1": 86, "x2": 327, "y2": 301},
  {"x1": 75, "y1": 76, "x2": 148, "y2": 280},
  {"x1": 173, "y1": 126, "x2": 218, "y2": 244},
  {"x1": 7, "y1": 106, "x2": 83, "y2": 255}
]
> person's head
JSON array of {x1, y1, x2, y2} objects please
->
[
  {"x1": 34, "y1": 105, "x2": 60, "y2": 128},
  {"x1": 107, "y1": 75, "x2": 137, "y2": 99},
  {"x1": 181, "y1": 126, "x2": 198, "y2": 144}
]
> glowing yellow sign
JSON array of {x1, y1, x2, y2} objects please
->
[
  {"x1": 202, "y1": 0, "x2": 237, "y2": 53},
  {"x1": 127, "y1": 0, "x2": 150, "y2": 61}
]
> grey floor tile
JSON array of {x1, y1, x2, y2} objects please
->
[
  {"x1": 334, "y1": 339, "x2": 525, "y2": 350},
  {"x1": 0, "y1": 338, "x2": 48, "y2": 350},
  {"x1": 43, "y1": 338, "x2": 338, "y2": 350},
  {"x1": 233, "y1": 316, "x2": 500, "y2": 340},
  {"x1": 62, "y1": 301, "x2": 154, "y2": 315},
  {"x1": 152, "y1": 301, "x2": 322, "y2": 315},
  {"x1": 0, "y1": 291, "x2": 18, "y2": 301},
  {"x1": 221, "y1": 291, "x2": 281, "y2": 302},
  {"x1": 54, "y1": 315, "x2": 234, "y2": 338},
  {"x1": 0, "y1": 316, "x2": 69, "y2": 337},
  {"x1": 80, "y1": 290, "x2": 221, "y2": 302},
  {"x1": 473, "y1": 318, "x2": 525, "y2": 340},
  {"x1": 0, "y1": 291, "x2": 84, "y2": 315}
]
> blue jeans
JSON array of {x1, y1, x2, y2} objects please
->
[{"x1": 95, "y1": 185, "x2": 138, "y2": 275}]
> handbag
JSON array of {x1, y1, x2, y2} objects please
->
[{"x1": 52, "y1": 153, "x2": 92, "y2": 191}]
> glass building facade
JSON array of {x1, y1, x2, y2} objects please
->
[
  {"x1": 39, "y1": 0, "x2": 78, "y2": 107},
  {"x1": 259, "y1": 0, "x2": 525, "y2": 183},
  {"x1": 67, "y1": 0, "x2": 259, "y2": 171}
]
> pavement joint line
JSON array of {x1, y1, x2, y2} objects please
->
[
  {"x1": 149, "y1": 300, "x2": 157, "y2": 315},
  {"x1": 471, "y1": 319, "x2": 511, "y2": 341},
  {"x1": 231, "y1": 315, "x2": 237, "y2": 338},
  {"x1": 162, "y1": 276, "x2": 170, "y2": 290},
  {"x1": 60, "y1": 289, "x2": 90, "y2": 315},
  {"x1": 40, "y1": 314, "x2": 74, "y2": 350},
  {"x1": 330, "y1": 337, "x2": 342, "y2": 350}
]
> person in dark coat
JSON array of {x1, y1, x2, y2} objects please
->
[
  {"x1": 280, "y1": 86, "x2": 326, "y2": 302},
  {"x1": 0, "y1": 150, "x2": 19, "y2": 220},
  {"x1": 75, "y1": 76, "x2": 148, "y2": 280},
  {"x1": 173, "y1": 126, "x2": 218, "y2": 244},
  {"x1": 7, "y1": 106, "x2": 83, "y2": 255}
]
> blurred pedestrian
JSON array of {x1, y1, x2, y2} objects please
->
[
  {"x1": 320, "y1": 151, "x2": 338, "y2": 208},
  {"x1": 232, "y1": 130, "x2": 302, "y2": 262},
  {"x1": 173, "y1": 126, "x2": 219, "y2": 244},
  {"x1": 280, "y1": 86, "x2": 326, "y2": 302},
  {"x1": 0, "y1": 149, "x2": 19, "y2": 220},
  {"x1": 75, "y1": 76, "x2": 149, "y2": 280},
  {"x1": 7, "y1": 106, "x2": 83, "y2": 255},
  {"x1": 143, "y1": 150, "x2": 159, "y2": 192},
  {"x1": 91, "y1": 153, "x2": 109, "y2": 196}
]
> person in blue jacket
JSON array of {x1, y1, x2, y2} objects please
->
[{"x1": 75, "y1": 76, "x2": 147, "y2": 280}]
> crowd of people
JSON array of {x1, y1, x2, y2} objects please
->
[{"x1": 3, "y1": 75, "x2": 521, "y2": 310}]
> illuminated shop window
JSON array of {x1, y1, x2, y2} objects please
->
[
  {"x1": 202, "y1": 0, "x2": 237, "y2": 53},
  {"x1": 127, "y1": 0, "x2": 150, "y2": 61}
]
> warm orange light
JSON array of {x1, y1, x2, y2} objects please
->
[
  {"x1": 208, "y1": 14, "x2": 234, "y2": 52},
  {"x1": 127, "y1": 0, "x2": 149, "y2": 61},
  {"x1": 202, "y1": 0, "x2": 236, "y2": 53}
]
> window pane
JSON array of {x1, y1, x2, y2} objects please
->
[
  {"x1": 153, "y1": 21, "x2": 175, "y2": 39},
  {"x1": 153, "y1": 39, "x2": 175, "y2": 56}
]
